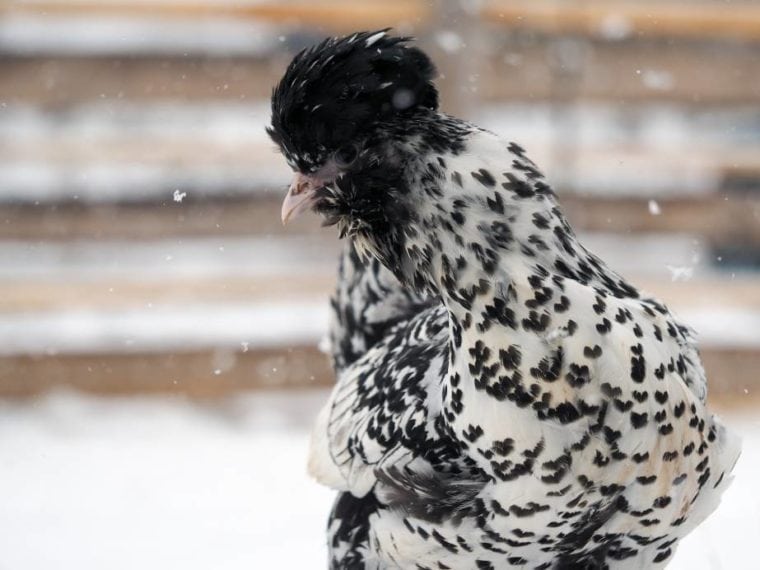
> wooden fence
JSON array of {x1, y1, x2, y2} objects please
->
[{"x1": 1, "y1": 0, "x2": 758, "y2": 406}]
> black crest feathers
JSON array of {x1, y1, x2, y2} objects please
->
[{"x1": 267, "y1": 30, "x2": 438, "y2": 172}]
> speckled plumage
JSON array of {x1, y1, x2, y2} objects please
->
[{"x1": 270, "y1": 31, "x2": 741, "y2": 569}]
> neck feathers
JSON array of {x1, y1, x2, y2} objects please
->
[{"x1": 366, "y1": 126, "x2": 639, "y2": 310}]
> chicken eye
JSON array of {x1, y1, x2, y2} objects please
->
[{"x1": 334, "y1": 144, "x2": 359, "y2": 168}]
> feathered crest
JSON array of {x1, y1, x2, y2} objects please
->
[{"x1": 267, "y1": 30, "x2": 438, "y2": 172}]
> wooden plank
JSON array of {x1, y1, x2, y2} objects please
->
[
  {"x1": 0, "y1": 56, "x2": 283, "y2": 106},
  {"x1": 701, "y1": 348, "x2": 760, "y2": 410},
  {"x1": 483, "y1": 0, "x2": 760, "y2": 42},
  {"x1": 0, "y1": 197, "x2": 321, "y2": 240},
  {"x1": 9, "y1": 1, "x2": 760, "y2": 42},
  {"x1": 1, "y1": 272, "x2": 757, "y2": 314},
  {"x1": 4, "y1": 42, "x2": 760, "y2": 106},
  {"x1": 0, "y1": 345, "x2": 333, "y2": 398},
  {"x1": 1, "y1": 193, "x2": 758, "y2": 246},
  {"x1": 0, "y1": 275, "x2": 335, "y2": 313},
  {"x1": 634, "y1": 278, "x2": 760, "y2": 313},
  {"x1": 721, "y1": 164, "x2": 760, "y2": 193},
  {"x1": 481, "y1": 39, "x2": 760, "y2": 105},
  {"x1": 1, "y1": 345, "x2": 758, "y2": 410},
  {"x1": 3, "y1": 1, "x2": 430, "y2": 32},
  {"x1": 9, "y1": 134, "x2": 759, "y2": 176},
  {"x1": 560, "y1": 194, "x2": 760, "y2": 249}
]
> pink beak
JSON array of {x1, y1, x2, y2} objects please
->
[{"x1": 281, "y1": 172, "x2": 320, "y2": 224}]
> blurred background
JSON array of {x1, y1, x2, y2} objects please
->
[{"x1": 1, "y1": 0, "x2": 759, "y2": 568}]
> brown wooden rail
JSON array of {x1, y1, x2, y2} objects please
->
[
  {"x1": 4, "y1": 48, "x2": 760, "y2": 107},
  {"x1": 8, "y1": 1, "x2": 760, "y2": 42},
  {"x1": 1, "y1": 344, "x2": 758, "y2": 412},
  {"x1": 2, "y1": 1, "x2": 430, "y2": 32},
  {"x1": 483, "y1": 0, "x2": 760, "y2": 42},
  {"x1": 1, "y1": 193, "x2": 758, "y2": 246},
  {"x1": 1, "y1": 273, "x2": 758, "y2": 314}
]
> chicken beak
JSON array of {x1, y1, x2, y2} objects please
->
[{"x1": 281, "y1": 172, "x2": 319, "y2": 224}]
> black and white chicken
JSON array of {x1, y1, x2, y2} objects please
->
[{"x1": 268, "y1": 30, "x2": 741, "y2": 569}]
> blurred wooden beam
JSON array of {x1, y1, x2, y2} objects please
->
[
  {"x1": 0, "y1": 275, "x2": 335, "y2": 313},
  {"x1": 4, "y1": 1, "x2": 430, "y2": 32},
  {"x1": 9, "y1": 1, "x2": 760, "y2": 42},
  {"x1": 1, "y1": 345, "x2": 758, "y2": 410},
  {"x1": 702, "y1": 348, "x2": 760, "y2": 410},
  {"x1": 1, "y1": 193, "x2": 758, "y2": 246},
  {"x1": 0, "y1": 56, "x2": 283, "y2": 106},
  {"x1": 483, "y1": 0, "x2": 760, "y2": 42},
  {"x1": 0, "y1": 196, "x2": 311, "y2": 240},
  {"x1": 0, "y1": 345, "x2": 333, "y2": 398},
  {"x1": 4, "y1": 42, "x2": 760, "y2": 106},
  {"x1": 481, "y1": 39, "x2": 760, "y2": 105},
  {"x1": 560, "y1": 193, "x2": 760, "y2": 249},
  {"x1": 2, "y1": 274, "x2": 759, "y2": 314}
]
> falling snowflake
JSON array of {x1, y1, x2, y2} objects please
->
[
  {"x1": 173, "y1": 189, "x2": 187, "y2": 203},
  {"x1": 434, "y1": 30, "x2": 464, "y2": 54},
  {"x1": 648, "y1": 200, "x2": 661, "y2": 216},
  {"x1": 666, "y1": 265, "x2": 694, "y2": 282},
  {"x1": 641, "y1": 70, "x2": 674, "y2": 92},
  {"x1": 599, "y1": 14, "x2": 632, "y2": 39}
]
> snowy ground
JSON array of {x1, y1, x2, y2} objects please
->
[{"x1": 0, "y1": 390, "x2": 758, "y2": 569}]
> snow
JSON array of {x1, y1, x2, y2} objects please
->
[
  {"x1": 2, "y1": 101, "x2": 757, "y2": 202},
  {"x1": 667, "y1": 265, "x2": 695, "y2": 282},
  {"x1": 0, "y1": 301, "x2": 330, "y2": 355},
  {"x1": 434, "y1": 30, "x2": 464, "y2": 54},
  {"x1": 6, "y1": 301, "x2": 760, "y2": 357},
  {"x1": 0, "y1": 14, "x2": 280, "y2": 57},
  {"x1": 0, "y1": 390, "x2": 335, "y2": 569},
  {"x1": 0, "y1": 103, "x2": 287, "y2": 203},
  {"x1": 598, "y1": 14, "x2": 633, "y2": 40},
  {"x1": 0, "y1": 236, "x2": 338, "y2": 280},
  {"x1": 0, "y1": 233, "x2": 756, "y2": 356},
  {"x1": 641, "y1": 69, "x2": 676, "y2": 92},
  {"x1": 680, "y1": 308, "x2": 760, "y2": 349},
  {"x1": 0, "y1": 390, "x2": 757, "y2": 569},
  {"x1": 392, "y1": 88, "x2": 416, "y2": 110},
  {"x1": 0, "y1": 233, "x2": 710, "y2": 281}
]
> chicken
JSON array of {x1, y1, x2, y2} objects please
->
[{"x1": 268, "y1": 30, "x2": 741, "y2": 569}]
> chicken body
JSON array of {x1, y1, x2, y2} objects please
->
[
  {"x1": 310, "y1": 127, "x2": 740, "y2": 569},
  {"x1": 266, "y1": 30, "x2": 740, "y2": 569}
]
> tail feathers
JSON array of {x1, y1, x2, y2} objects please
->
[
  {"x1": 328, "y1": 492, "x2": 381, "y2": 570},
  {"x1": 682, "y1": 416, "x2": 741, "y2": 536}
]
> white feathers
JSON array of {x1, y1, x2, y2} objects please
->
[
  {"x1": 310, "y1": 116, "x2": 738, "y2": 568},
  {"x1": 307, "y1": 401, "x2": 349, "y2": 492},
  {"x1": 364, "y1": 31, "x2": 386, "y2": 48}
]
